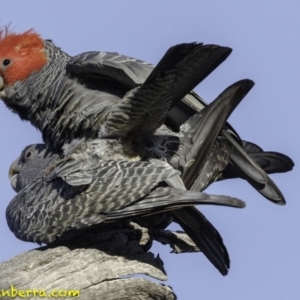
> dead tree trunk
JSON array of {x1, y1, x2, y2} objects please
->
[{"x1": 0, "y1": 223, "x2": 198, "y2": 300}]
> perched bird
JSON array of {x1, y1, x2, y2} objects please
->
[
  {"x1": 0, "y1": 29, "x2": 231, "y2": 149},
  {"x1": 0, "y1": 28, "x2": 293, "y2": 205},
  {"x1": 7, "y1": 143, "x2": 245, "y2": 245}
]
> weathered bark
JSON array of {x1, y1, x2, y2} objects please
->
[{"x1": 0, "y1": 222, "x2": 199, "y2": 300}]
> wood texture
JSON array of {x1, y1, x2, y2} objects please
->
[{"x1": 0, "y1": 222, "x2": 199, "y2": 299}]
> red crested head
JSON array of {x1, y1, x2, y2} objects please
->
[{"x1": 0, "y1": 27, "x2": 48, "y2": 86}]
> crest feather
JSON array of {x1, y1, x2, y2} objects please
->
[{"x1": 0, "y1": 25, "x2": 48, "y2": 85}]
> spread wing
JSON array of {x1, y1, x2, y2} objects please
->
[
  {"x1": 67, "y1": 43, "x2": 232, "y2": 137},
  {"x1": 67, "y1": 51, "x2": 154, "y2": 89}
]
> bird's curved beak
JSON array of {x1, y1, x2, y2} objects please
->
[
  {"x1": 0, "y1": 76, "x2": 6, "y2": 98},
  {"x1": 9, "y1": 157, "x2": 21, "y2": 192}
]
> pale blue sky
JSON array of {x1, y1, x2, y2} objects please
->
[{"x1": 0, "y1": 1, "x2": 299, "y2": 299}]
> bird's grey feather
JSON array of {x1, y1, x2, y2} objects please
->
[
  {"x1": 242, "y1": 141, "x2": 294, "y2": 174},
  {"x1": 171, "y1": 79, "x2": 254, "y2": 190},
  {"x1": 67, "y1": 51, "x2": 154, "y2": 88},
  {"x1": 222, "y1": 130, "x2": 286, "y2": 204},
  {"x1": 6, "y1": 150, "x2": 245, "y2": 244}
]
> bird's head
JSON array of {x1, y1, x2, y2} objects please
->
[
  {"x1": 0, "y1": 28, "x2": 47, "y2": 91},
  {"x1": 9, "y1": 144, "x2": 55, "y2": 192}
]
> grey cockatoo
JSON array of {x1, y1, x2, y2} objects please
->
[
  {"x1": 0, "y1": 29, "x2": 294, "y2": 275},
  {"x1": 0, "y1": 29, "x2": 293, "y2": 205},
  {"x1": 7, "y1": 143, "x2": 245, "y2": 252}
]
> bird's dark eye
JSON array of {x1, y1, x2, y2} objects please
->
[
  {"x1": 3, "y1": 59, "x2": 11, "y2": 66},
  {"x1": 25, "y1": 151, "x2": 32, "y2": 159}
]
